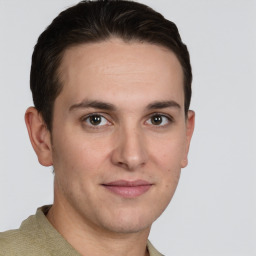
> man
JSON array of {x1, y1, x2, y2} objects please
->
[{"x1": 0, "y1": 1, "x2": 194, "y2": 255}]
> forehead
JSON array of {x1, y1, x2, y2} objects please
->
[{"x1": 57, "y1": 39, "x2": 184, "y2": 108}]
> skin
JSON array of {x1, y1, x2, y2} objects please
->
[{"x1": 25, "y1": 39, "x2": 195, "y2": 256}]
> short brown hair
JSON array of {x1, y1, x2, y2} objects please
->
[{"x1": 30, "y1": 0, "x2": 192, "y2": 130}]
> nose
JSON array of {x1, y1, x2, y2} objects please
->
[{"x1": 111, "y1": 126, "x2": 148, "y2": 170}]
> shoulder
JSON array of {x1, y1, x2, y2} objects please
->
[
  {"x1": 0, "y1": 213, "x2": 51, "y2": 256},
  {"x1": 0, "y1": 229, "x2": 45, "y2": 256},
  {"x1": 0, "y1": 229, "x2": 28, "y2": 250},
  {"x1": 0, "y1": 229, "x2": 20, "y2": 252}
]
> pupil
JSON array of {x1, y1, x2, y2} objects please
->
[
  {"x1": 90, "y1": 115, "x2": 101, "y2": 125},
  {"x1": 152, "y1": 115, "x2": 162, "y2": 125}
]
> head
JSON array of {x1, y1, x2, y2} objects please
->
[
  {"x1": 30, "y1": 0, "x2": 192, "y2": 131},
  {"x1": 25, "y1": 0, "x2": 194, "y2": 237}
]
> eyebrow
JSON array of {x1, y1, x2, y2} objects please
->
[
  {"x1": 69, "y1": 100, "x2": 116, "y2": 111},
  {"x1": 69, "y1": 99, "x2": 181, "y2": 112},
  {"x1": 146, "y1": 100, "x2": 181, "y2": 110}
]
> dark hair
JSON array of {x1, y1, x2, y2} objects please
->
[{"x1": 30, "y1": 0, "x2": 192, "y2": 130}]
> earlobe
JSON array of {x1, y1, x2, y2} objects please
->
[
  {"x1": 181, "y1": 110, "x2": 195, "y2": 168},
  {"x1": 25, "y1": 107, "x2": 53, "y2": 166}
]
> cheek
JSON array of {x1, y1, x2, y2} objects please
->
[
  {"x1": 165, "y1": 168, "x2": 181, "y2": 189},
  {"x1": 148, "y1": 133, "x2": 185, "y2": 196},
  {"x1": 51, "y1": 137, "x2": 106, "y2": 199},
  {"x1": 52, "y1": 133, "x2": 110, "y2": 176},
  {"x1": 152, "y1": 165, "x2": 181, "y2": 217},
  {"x1": 149, "y1": 134, "x2": 187, "y2": 168}
]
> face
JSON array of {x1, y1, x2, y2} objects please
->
[{"x1": 48, "y1": 39, "x2": 194, "y2": 234}]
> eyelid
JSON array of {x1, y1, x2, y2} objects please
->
[
  {"x1": 80, "y1": 111, "x2": 174, "y2": 128},
  {"x1": 81, "y1": 112, "x2": 110, "y2": 120},
  {"x1": 147, "y1": 112, "x2": 174, "y2": 120},
  {"x1": 145, "y1": 112, "x2": 174, "y2": 126},
  {"x1": 81, "y1": 112, "x2": 113, "y2": 127}
]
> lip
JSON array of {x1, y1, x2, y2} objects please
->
[{"x1": 102, "y1": 180, "x2": 152, "y2": 198}]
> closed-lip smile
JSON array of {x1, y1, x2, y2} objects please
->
[{"x1": 102, "y1": 180, "x2": 152, "y2": 198}]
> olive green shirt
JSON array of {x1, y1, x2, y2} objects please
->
[{"x1": 0, "y1": 206, "x2": 163, "y2": 256}]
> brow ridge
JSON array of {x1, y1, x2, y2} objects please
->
[
  {"x1": 69, "y1": 99, "x2": 181, "y2": 112},
  {"x1": 146, "y1": 100, "x2": 181, "y2": 110},
  {"x1": 69, "y1": 100, "x2": 116, "y2": 111}
]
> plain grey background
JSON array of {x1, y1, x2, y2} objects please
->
[{"x1": 0, "y1": 0, "x2": 255, "y2": 255}]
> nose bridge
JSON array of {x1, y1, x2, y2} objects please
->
[{"x1": 112, "y1": 121, "x2": 148, "y2": 170}]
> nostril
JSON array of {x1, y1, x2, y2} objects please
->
[{"x1": 117, "y1": 161, "x2": 129, "y2": 169}]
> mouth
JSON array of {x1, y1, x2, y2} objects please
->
[{"x1": 102, "y1": 180, "x2": 152, "y2": 198}]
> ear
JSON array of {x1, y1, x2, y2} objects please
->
[
  {"x1": 25, "y1": 107, "x2": 53, "y2": 166},
  {"x1": 181, "y1": 110, "x2": 195, "y2": 168}
]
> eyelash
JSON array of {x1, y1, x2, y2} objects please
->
[
  {"x1": 81, "y1": 112, "x2": 174, "y2": 129},
  {"x1": 81, "y1": 113, "x2": 111, "y2": 129},
  {"x1": 145, "y1": 113, "x2": 174, "y2": 127}
]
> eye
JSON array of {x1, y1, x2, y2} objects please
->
[
  {"x1": 83, "y1": 114, "x2": 110, "y2": 127},
  {"x1": 146, "y1": 114, "x2": 171, "y2": 126}
]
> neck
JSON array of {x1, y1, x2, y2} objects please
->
[{"x1": 47, "y1": 200, "x2": 150, "y2": 256}]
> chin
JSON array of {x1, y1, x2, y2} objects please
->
[
  {"x1": 103, "y1": 219, "x2": 151, "y2": 234},
  {"x1": 97, "y1": 207, "x2": 159, "y2": 234}
]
